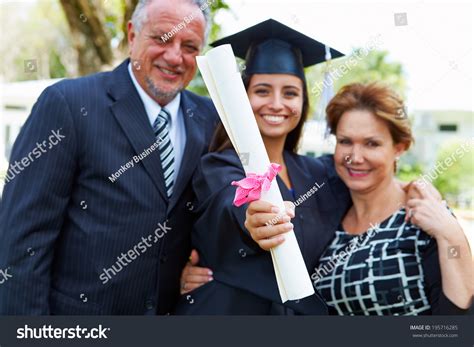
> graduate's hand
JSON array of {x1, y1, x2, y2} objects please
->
[
  {"x1": 245, "y1": 200, "x2": 295, "y2": 251},
  {"x1": 405, "y1": 181, "x2": 456, "y2": 239},
  {"x1": 180, "y1": 249, "x2": 213, "y2": 295}
]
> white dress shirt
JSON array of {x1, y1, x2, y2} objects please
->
[{"x1": 128, "y1": 63, "x2": 187, "y2": 177}]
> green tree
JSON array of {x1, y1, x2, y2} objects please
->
[
  {"x1": 0, "y1": 0, "x2": 230, "y2": 82},
  {"x1": 59, "y1": 0, "x2": 115, "y2": 75},
  {"x1": 396, "y1": 162, "x2": 424, "y2": 182},
  {"x1": 187, "y1": 0, "x2": 230, "y2": 96},
  {"x1": 432, "y1": 140, "x2": 474, "y2": 198},
  {"x1": 307, "y1": 49, "x2": 406, "y2": 119},
  {"x1": 334, "y1": 49, "x2": 406, "y2": 96},
  {"x1": 0, "y1": 1, "x2": 74, "y2": 81}
]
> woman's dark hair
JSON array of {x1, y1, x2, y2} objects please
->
[{"x1": 209, "y1": 46, "x2": 310, "y2": 153}]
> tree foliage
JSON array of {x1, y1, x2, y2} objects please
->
[
  {"x1": 0, "y1": 0, "x2": 229, "y2": 81},
  {"x1": 307, "y1": 49, "x2": 407, "y2": 118},
  {"x1": 432, "y1": 140, "x2": 473, "y2": 198}
]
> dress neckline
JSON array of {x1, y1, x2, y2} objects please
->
[{"x1": 339, "y1": 207, "x2": 407, "y2": 237}]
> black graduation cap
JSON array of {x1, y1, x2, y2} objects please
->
[{"x1": 210, "y1": 18, "x2": 344, "y2": 80}]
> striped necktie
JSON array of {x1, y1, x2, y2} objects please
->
[{"x1": 153, "y1": 108, "x2": 175, "y2": 198}]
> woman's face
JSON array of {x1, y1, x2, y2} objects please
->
[
  {"x1": 334, "y1": 109, "x2": 405, "y2": 193},
  {"x1": 247, "y1": 74, "x2": 303, "y2": 141}
]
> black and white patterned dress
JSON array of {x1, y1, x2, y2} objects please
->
[{"x1": 314, "y1": 208, "x2": 468, "y2": 315}]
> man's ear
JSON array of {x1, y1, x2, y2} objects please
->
[{"x1": 127, "y1": 21, "x2": 136, "y2": 54}]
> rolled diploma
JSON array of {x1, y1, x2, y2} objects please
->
[{"x1": 196, "y1": 45, "x2": 314, "y2": 302}]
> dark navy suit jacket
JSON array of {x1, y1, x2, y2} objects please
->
[
  {"x1": 0, "y1": 59, "x2": 218, "y2": 315},
  {"x1": 174, "y1": 149, "x2": 351, "y2": 315}
]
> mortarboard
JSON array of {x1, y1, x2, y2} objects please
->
[{"x1": 210, "y1": 18, "x2": 344, "y2": 80}]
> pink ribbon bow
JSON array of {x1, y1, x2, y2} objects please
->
[{"x1": 231, "y1": 163, "x2": 282, "y2": 207}]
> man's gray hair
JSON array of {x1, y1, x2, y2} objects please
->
[{"x1": 131, "y1": 0, "x2": 211, "y2": 45}]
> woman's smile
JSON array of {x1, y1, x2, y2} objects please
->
[
  {"x1": 346, "y1": 167, "x2": 372, "y2": 178},
  {"x1": 260, "y1": 114, "x2": 290, "y2": 125}
]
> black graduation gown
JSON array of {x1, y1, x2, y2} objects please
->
[{"x1": 173, "y1": 148, "x2": 351, "y2": 315}]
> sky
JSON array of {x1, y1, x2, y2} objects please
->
[{"x1": 216, "y1": 0, "x2": 473, "y2": 112}]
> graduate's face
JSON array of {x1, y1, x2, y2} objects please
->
[
  {"x1": 334, "y1": 109, "x2": 405, "y2": 193},
  {"x1": 247, "y1": 74, "x2": 303, "y2": 142},
  {"x1": 127, "y1": 0, "x2": 205, "y2": 106}
]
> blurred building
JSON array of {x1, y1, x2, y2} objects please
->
[
  {"x1": 410, "y1": 110, "x2": 473, "y2": 167},
  {"x1": 0, "y1": 79, "x2": 61, "y2": 194},
  {"x1": 299, "y1": 119, "x2": 335, "y2": 157},
  {"x1": 1, "y1": 79, "x2": 62, "y2": 166}
]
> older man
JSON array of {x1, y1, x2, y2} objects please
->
[{"x1": 0, "y1": 0, "x2": 218, "y2": 315}]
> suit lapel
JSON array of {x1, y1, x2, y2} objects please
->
[
  {"x1": 108, "y1": 60, "x2": 168, "y2": 201},
  {"x1": 167, "y1": 91, "x2": 206, "y2": 213}
]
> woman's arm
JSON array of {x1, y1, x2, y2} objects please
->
[
  {"x1": 179, "y1": 149, "x2": 277, "y2": 294},
  {"x1": 407, "y1": 182, "x2": 474, "y2": 310},
  {"x1": 179, "y1": 198, "x2": 294, "y2": 294}
]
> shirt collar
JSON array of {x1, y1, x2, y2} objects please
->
[{"x1": 127, "y1": 62, "x2": 181, "y2": 126}]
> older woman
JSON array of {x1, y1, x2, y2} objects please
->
[{"x1": 245, "y1": 83, "x2": 473, "y2": 315}]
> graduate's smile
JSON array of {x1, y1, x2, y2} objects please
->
[{"x1": 261, "y1": 114, "x2": 289, "y2": 125}]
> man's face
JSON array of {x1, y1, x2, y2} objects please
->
[{"x1": 128, "y1": 0, "x2": 206, "y2": 106}]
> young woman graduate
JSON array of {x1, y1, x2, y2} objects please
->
[{"x1": 173, "y1": 19, "x2": 350, "y2": 315}]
